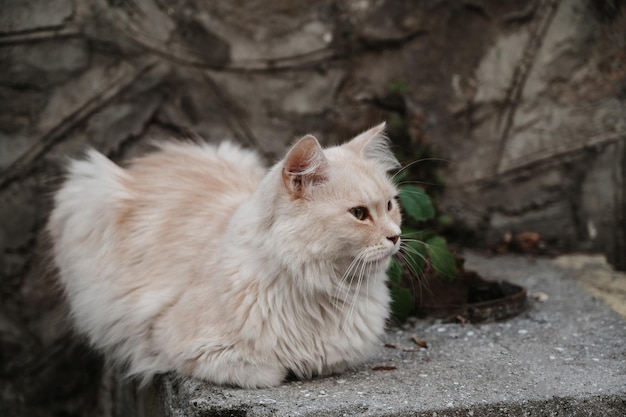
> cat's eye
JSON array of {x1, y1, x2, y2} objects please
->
[
  {"x1": 387, "y1": 200, "x2": 393, "y2": 211},
  {"x1": 349, "y1": 206, "x2": 369, "y2": 221}
]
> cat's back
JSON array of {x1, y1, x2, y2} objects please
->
[
  {"x1": 130, "y1": 141, "x2": 264, "y2": 201},
  {"x1": 52, "y1": 141, "x2": 266, "y2": 269},
  {"x1": 51, "y1": 141, "x2": 265, "y2": 250},
  {"x1": 48, "y1": 141, "x2": 265, "y2": 363},
  {"x1": 115, "y1": 141, "x2": 266, "y2": 273}
]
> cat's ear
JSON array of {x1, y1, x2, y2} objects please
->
[
  {"x1": 345, "y1": 122, "x2": 400, "y2": 171},
  {"x1": 282, "y1": 135, "x2": 328, "y2": 198}
]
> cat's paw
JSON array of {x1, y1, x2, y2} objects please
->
[
  {"x1": 237, "y1": 367, "x2": 286, "y2": 389},
  {"x1": 192, "y1": 356, "x2": 286, "y2": 388}
]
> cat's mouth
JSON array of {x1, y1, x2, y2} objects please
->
[{"x1": 364, "y1": 246, "x2": 399, "y2": 264}]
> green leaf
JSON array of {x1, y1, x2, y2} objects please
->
[
  {"x1": 426, "y1": 236, "x2": 456, "y2": 280},
  {"x1": 387, "y1": 259, "x2": 402, "y2": 285},
  {"x1": 388, "y1": 79, "x2": 410, "y2": 94},
  {"x1": 392, "y1": 168, "x2": 408, "y2": 184},
  {"x1": 398, "y1": 185, "x2": 435, "y2": 222},
  {"x1": 390, "y1": 286, "x2": 413, "y2": 322}
]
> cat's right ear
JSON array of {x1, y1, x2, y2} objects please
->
[{"x1": 282, "y1": 135, "x2": 328, "y2": 198}]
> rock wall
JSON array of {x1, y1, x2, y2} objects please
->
[
  {"x1": 0, "y1": 0, "x2": 624, "y2": 416},
  {"x1": 441, "y1": 0, "x2": 626, "y2": 270}
]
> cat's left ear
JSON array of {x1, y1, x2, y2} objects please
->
[
  {"x1": 282, "y1": 135, "x2": 329, "y2": 198},
  {"x1": 345, "y1": 122, "x2": 400, "y2": 171}
]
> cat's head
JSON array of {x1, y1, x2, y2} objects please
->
[{"x1": 269, "y1": 123, "x2": 402, "y2": 288}]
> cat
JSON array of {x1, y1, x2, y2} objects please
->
[{"x1": 48, "y1": 122, "x2": 402, "y2": 388}]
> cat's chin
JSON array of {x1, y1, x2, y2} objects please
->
[
  {"x1": 366, "y1": 251, "x2": 396, "y2": 266},
  {"x1": 382, "y1": 246, "x2": 401, "y2": 260}
]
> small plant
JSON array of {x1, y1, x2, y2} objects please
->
[
  {"x1": 387, "y1": 79, "x2": 410, "y2": 94},
  {"x1": 388, "y1": 184, "x2": 456, "y2": 322}
]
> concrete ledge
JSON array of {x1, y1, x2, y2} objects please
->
[{"x1": 138, "y1": 253, "x2": 626, "y2": 416}]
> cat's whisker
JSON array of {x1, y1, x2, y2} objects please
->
[
  {"x1": 395, "y1": 252, "x2": 422, "y2": 302},
  {"x1": 396, "y1": 251, "x2": 421, "y2": 278},
  {"x1": 359, "y1": 258, "x2": 374, "y2": 320},
  {"x1": 346, "y1": 257, "x2": 366, "y2": 311},
  {"x1": 346, "y1": 259, "x2": 366, "y2": 331},
  {"x1": 333, "y1": 255, "x2": 362, "y2": 313},
  {"x1": 335, "y1": 254, "x2": 369, "y2": 320},
  {"x1": 363, "y1": 259, "x2": 374, "y2": 321},
  {"x1": 395, "y1": 180, "x2": 443, "y2": 188},
  {"x1": 342, "y1": 256, "x2": 368, "y2": 332},
  {"x1": 399, "y1": 241, "x2": 430, "y2": 265},
  {"x1": 395, "y1": 188, "x2": 439, "y2": 197},
  {"x1": 400, "y1": 239, "x2": 452, "y2": 280},
  {"x1": 395, "y1": 247, "x2": 435, "y2": 300},
  {"x1": 400, "y1": 231, "x2": 427, "y2": 238},
  {"x1": 391, "y1": 158, "x2": 450, "y2": 181}
]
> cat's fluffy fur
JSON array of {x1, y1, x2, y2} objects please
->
[{"x1": 48, "y1": 123, "x2": 402, "y2": 388}]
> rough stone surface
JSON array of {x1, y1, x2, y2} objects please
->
[
  {"x1": 1, "y1": 1, "x2": 625, "y2": 416},
  {"x1": 0, "y1": 0, "x2": 74, "y2": 33},
  {"x1": 441, "y1": 0, "x2": 626, "y2": 270},
  {"x1": 136, "y1": 253, "x2": 626, "y2": 417},
  {"x1": 555, "y1": 254, "x2": 626, "y2": 318}
]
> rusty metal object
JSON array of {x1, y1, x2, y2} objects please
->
[{"x1": 415, "y1": 270, "x2": 528, "y2": 323}]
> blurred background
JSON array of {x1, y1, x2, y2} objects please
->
[{"x1": 1, "y1": 0, "x2": 624, "y2": 416}]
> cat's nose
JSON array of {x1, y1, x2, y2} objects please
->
[{"x1": 387, "y1": 235, "x2": 400, "y2": 245}]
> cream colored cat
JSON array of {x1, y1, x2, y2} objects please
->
[{"x1": 48, "y1": 123, "x2": 402, "y2": 388}]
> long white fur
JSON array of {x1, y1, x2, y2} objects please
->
[{"x1": 48, "y1": 124, "x2": 402, "y2": 388}]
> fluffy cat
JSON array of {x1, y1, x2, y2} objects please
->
[{"x1": 48, "y1": 123, "x2": 402, "y2": 388}]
